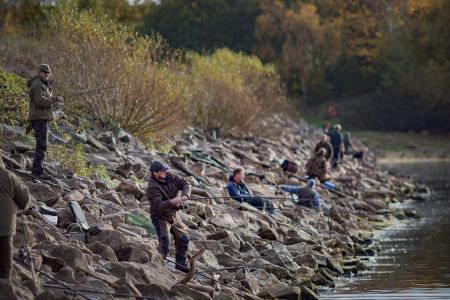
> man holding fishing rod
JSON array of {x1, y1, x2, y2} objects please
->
[
  {"x1": 227, "y1": 167, "x2": 276, "y2": 215},
  {"x1": 28, "y1": 64, "x2": 64, "y2": 180},
  {"x1": 146, "y1": 161, "x2": 191, "y2": 272}
]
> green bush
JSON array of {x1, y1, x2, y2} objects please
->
[
  {"x1": 48, "y1": 142, "x2": 112, "y2": 186},
  {"x1": 188, "y1": 49, "x2": 286, "y2": 135},
  {"x1": 38, "y1": 2, "x2": 189, "y2": 142},
  {"x1": 0, "y1": 69, "x2": 28, "y2": 126}
]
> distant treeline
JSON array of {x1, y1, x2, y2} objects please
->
[{"x1": 1, "y1": 0, "x2": 449, "y2": 132}]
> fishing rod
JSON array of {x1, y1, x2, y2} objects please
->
[
  {"x1": 0, "y1": 79, "x2": 156, "y2": 100},
  {"x1": 43, "y1": 284, "x2": 161, "y2": 300},
  {"x1": 20, "y1": 213, "x2": 38, "y2": 294},
  {"x1": 15, "y1": 259, "x2": 93, "y2": 300}
]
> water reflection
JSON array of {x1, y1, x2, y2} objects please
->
[{"x1": 323, "y1": 161, "x2": 450, "y2": 299}]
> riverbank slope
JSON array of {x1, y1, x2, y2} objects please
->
[{"x1": 0, "y1": 116, "x2": 427, "y2": 299}]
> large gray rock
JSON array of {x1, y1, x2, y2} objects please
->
[
  {"x1": 86, "y1": 242, "x2": 118, "y2": 263},
  {"x1": 207, "y1": 230, "x2": 241, "y2": 249},
  {"x1": 97, "y1": 131, "x2": 116, "y2": 145},
  {"x1": 49, "y1": 244, "x2": 92, "y2": 272},
  {"x1": 258, "y1": 285, "x2": 301, "y2": 300},
  {"x1": 88, "y1": 230, "x2": 130, "y2": 251}
]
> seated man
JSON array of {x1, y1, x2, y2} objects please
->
[
  {"x1": 227, "y1": 167, "x2": 275, "y2": 215},
  {"x1": 306, "y1": 148, "x2": 331, "y2": 183},
  {"x1": 314, "y1": 134, "x2": 333, "y2": 161},
  {"x1": 279, "y1": 179, "x2": 321, "y2": 209}
]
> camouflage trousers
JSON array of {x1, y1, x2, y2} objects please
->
[{"x1": 31, "y1": 120, "x2": 49, "y2": 175}]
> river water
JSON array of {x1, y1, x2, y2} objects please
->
[{"x1": 322, "y1": 161, "x2": 450, "y2": 300}]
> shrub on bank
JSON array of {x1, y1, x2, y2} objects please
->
[
  {"x1": 0, "y1": 2, "x2": 290, "y2": 141},
  {"x1": 188, "y1": 49, "x2": 286, "y2": 135},
  {"x1": 0, "y1": 69, "x2": 28, "y2": 126}
]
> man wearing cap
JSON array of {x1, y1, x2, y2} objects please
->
[
  {"x1": 327, "y1": 124, "x2": 344, "y2": 168},
  {"x1": 28, "y1": 64, "x2": 64, "y2": 179},
  {"x1": 279, "y1": 179, "x2": 321, "y2": 209},
  {"x1": 146, "y1": 161, "x2": 191, "y2": 272},
  {"x1": 0, "y1": 157, "x2": 30, "y2": 279}
]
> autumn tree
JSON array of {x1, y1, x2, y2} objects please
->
[{"x1": 254, "y1": 0, "x2": 342, "y2": 103}]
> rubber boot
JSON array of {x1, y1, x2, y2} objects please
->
[
  {"x1": 175, "y1": 235, "x2": 189, "y2": 272},
  {"x1": 158, "y1": 235, "x2": 170, "y2": 258}
]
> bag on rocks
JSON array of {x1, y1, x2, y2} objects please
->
[{"x1": 281, "y1": 159, "x2": 298, "y2": 173}]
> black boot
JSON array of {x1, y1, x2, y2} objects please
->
[
  {"x1": 158, "y1": 236, "x2": 170, "y2": 258},
  {"x1": 175, "y1": 255, "x2": 189, "y2": 273},
  {"x1": 175, "y1": 235, "x2": 190, "y2": 272}
]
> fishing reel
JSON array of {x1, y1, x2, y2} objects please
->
[
  {"x1": 55, "y1": 101, "x2": 65, "y2": 110},
  {"x1": 179, "y1": 201, "x2": 189, "y2": 211}
]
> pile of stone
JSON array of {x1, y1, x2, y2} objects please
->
[{"x1": 0, "y1": 115, "x2": 427, "y2": 300}]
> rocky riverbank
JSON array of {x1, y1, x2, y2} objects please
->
[{"x1": 0, "y1": 115, "x2": 428, "y2": 300}]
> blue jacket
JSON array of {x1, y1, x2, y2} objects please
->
[
  {"x1": 280, "y1": 185, "x2": 321, "y2": 208},
  {"x1": 226, "y1": 177, "x2": 251, "y2": 203}
]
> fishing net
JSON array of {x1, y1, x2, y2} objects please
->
[{"x1": 124, "y1": 212, "x2": 157, "y2": 235}]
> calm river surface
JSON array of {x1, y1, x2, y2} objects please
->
[{"x1": 322, "y1": 161, "x2": 450, "y2": 300}]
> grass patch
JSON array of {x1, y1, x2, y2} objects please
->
[{"x1": 48, "y1": 142, "x2": 112, "y2": 186}]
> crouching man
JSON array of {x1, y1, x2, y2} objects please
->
[
  {"x1": 146, "y1": 161, "x2": 191, "y2": 272},
  {"x1": 0, "y1": 158, "x2": 30, "y2": 279},
  {"x1": 279, "y1": 179, "x2": 321, "y2": 209}
]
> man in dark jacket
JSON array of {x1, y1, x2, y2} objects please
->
[
  {"x1": 343, "y1": 132, "x2": 353, "y2": 155},
  {"x1": 306, "y1": 148, "x2": 331, "y2": 183},
  {"x1": 226, "y1": 168, "x2": 275, "y2": 215},
  {"x1": 28, "y1": 64, "x2": 64, "y2": 179},
  {"x1": 146, "y1": 161, "x2": 191, "y2": 272},
  {"x1": 0, "y1": 157, "x2": 30, "y2": 279},
  {"x1": 279, "y1": 179, "x2": 321, "y2": 209},
  {"x1": 314, "y1": 134, "x2": 333, "y2": 161},
  {"x1": 327, "y1": 124, "x2": 343, "y2": 168}
]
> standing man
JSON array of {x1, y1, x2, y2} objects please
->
[
  {"x1": 279, "y1": 179, "x2": 321, "y2": 209},
  {"x1": 146, "y1": 161, "x2": 191, "y2": 272},
  {"x1": 227, "y1": 168, "x2": 276, "y2": 215},
  {"x1": 328, "y1": 124, "x2": 343, "y2": 168},
  {"x1": 314, "y1": 134, "x2": 333, "y2": 161},
  {"x1": 343, "y1": 132, "x2": 353, "y2": 155},
  {"x1": 28, "y1": 64, "x2": 64, "y2": 179},
  {"x1": 0, "y1": 157, "x2": 30, "y2": 279}
]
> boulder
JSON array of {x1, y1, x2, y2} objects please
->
[
  {"x1": 207, "y1": 230, "x2": 241, "y2": 249},
  {"x1": 210, "y1": 214, "x2": 237, "y2": 229},
  {"x1": 86, "y1": 242, "x2": 118, "y2": 263},
  {"x1": 257, "y1": 227, "x2": 281, "y2": 241},
  {"x1": 97, "y1": 131, "x2": 116, "y2": 145},
  {"x1": 115, "y1": 245, "x2": 150, "y2": 264},
  {"x1": 258, "y1": 285, "x2": 301, "y2": 300},
  {"x1": 117, "y1": 180, "x2": 144, "y2": 199},
  {"x1": 88, "y1": 230, "x2": 130, "y2": 251},
  {"x1": 86, "y1": 136, "x2": 109, "y2": 152},
  {"x1": 172, "y1": 284, "x2": 211, "y2": 300},
  {"x1": 49, "y1": 244, "x2": 92, "y2": 271}
]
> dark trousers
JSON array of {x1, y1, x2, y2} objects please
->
[
  {"x1": 244, "y1": 197, "x2": 275, "y2": 215},
  {"x1": 151, "y1": 214, "x2": 189, "y2": 264},
  {"x1": 332, "y1": 146, "x2": 340, "y2": 168},
  {"x1": 31, "y1": 120, "x2": 49, "y2": 175},
  {"x1": 0, "y1": 236, "x2": 12, "y2": 279}
]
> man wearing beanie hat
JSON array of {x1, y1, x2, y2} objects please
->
[
  {"x1": 27, "y1": 64, "x2": 64, "y2": 179},
  {"x1": 146, "y1": 160, "x2": 192, "y2": 272}
]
